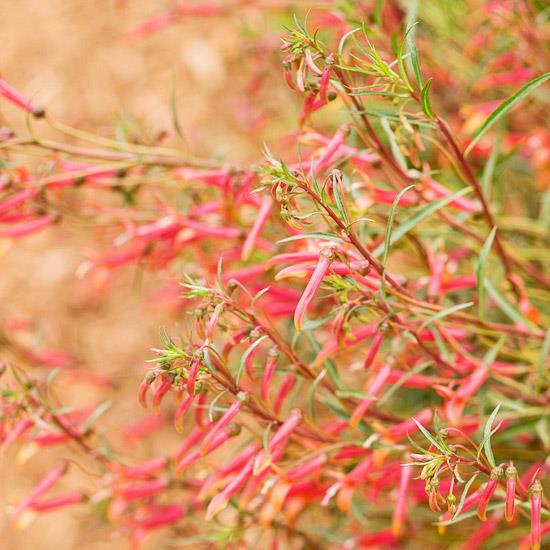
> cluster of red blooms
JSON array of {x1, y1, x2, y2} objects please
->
[{"x1": 1, "y1": 1, "x2": 549, "y2": 548}]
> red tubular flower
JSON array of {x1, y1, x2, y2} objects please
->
[
  {"x1": 505, "y1": 462, "x2": 517, "y2": 522},
  {"x1": 477, "y1": 466, "x2": 503, "y2": 521},
  {"x1": 241, "y1": 196, "x2": 273, "y2": 261},
  {"x1": 0, "y1": 74, "x2": 45, "y2": 117},
  {"x1": 294, "y1": 246, "x2": 335, "y2": 331},
  {"x1": 392, "y1": 463, "x2": 412, "y2": 537},
  {"x1": 530, "y1": 479, "x2": 543, "y2": 550}
]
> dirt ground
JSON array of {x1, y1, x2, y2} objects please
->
[{"x1": 0, "y1": 2, "x2": 293, "y2": 548}]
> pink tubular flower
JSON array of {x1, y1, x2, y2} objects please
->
[
  {"x1": 314, "y1": 126, "x2": 348, "y2": 174},
  {"x1": 114, "y1": 457, "x2": 168, "y2": 480},
  {"x1": 505, "y1": 462, "x2": 517, "y2": 522},
  {"x1": 117, "y1": 478, "x2": 167, "y2": 502},
  {"x1": 319, "y1": 65, "x2": 331, "y2": 104},
  {"x1": 285, "y1": 453, "x2": 327, "y2": 482},
  {"x1": 198, "y1": 442, "x2": 260, "y2": 500},
  {"x1": 241, "y1": 196, "x2": 272, "y2": 261},
  {"x1": 200, "y1": 400, "x2": 241, "y2": 455},
  {"x1": 519, "y1": 521, "x2": 550, "y2": 550},
  {"x1": 0, "y1": 214, "x2": 57, "y2": 238},
  {"x1": 477, "y1": 466, "x2": 503, "y2": 521},
  {"x1": 273, "y1": 373, "x2": 295, "y2": 415},
  {"x1": 350, "y1": 364, "x2": 392, "y2": 428},
  {"x1": 138, "y1": 376, "x2": 153, "y2": 408},
  {"x1": 0, "y1": 74, "x2": 45, "y2": 117},
  {"x1": 253, "y1": 409, "x2": 302, "y2": 474},
  {"x1": 392, "y1": 464, "x2": 412, "y2": 537},
  {"x1": 2, "y1": 419, "x2": 33, "y2": 449},
  {"x1": 13, "y1": 461, "x2": 68, "y2": 519},
  {"x1": 261, "y1": 349, "x2": 278, "y2": 403},
  {"x1": 446, "y1": 365, "x2": 489, "y2": 425},
  {"x1": 530, "y1": 479, "x2": 543, "y2": 550},
  {"x1": 314, "y1": 324, "x2": 378, "y2": 366},
  {"x1": 30, "y1": 492, "x2": 84, "y2": 512},
  {"x1": 460, "y1": 517, "x2": 499, "y2": 550},
  {"x1": 0, "y1": 188, "x2": 39, "y2": 214},
  {"x1": 206, "y1": 461, "x2": 254, "y2": 520},
  {"x1": 174, "y1": 429, "x2": 231, "y2": 477},
  {"x1": 151, "y1": 375, "x2": 171, "y2": 414},
  {"x1": 172, "y1": 426, "x2": 204, "y2": 465},
  {"x1": 294, "y1": 246, "x2": 335, "y2": 331},
  {"x1": 129, "y1": 504, "x2": 184, "y2": 549},
  {"x1": 363, "y1": 332, "x2": 384, "y2": 369},
  {"x1": 174, "y1": 393, "x2": 193, "y2": 433}
]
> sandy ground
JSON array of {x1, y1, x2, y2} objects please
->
[{"x1": 0, "y1": 1, "x2": 293, "y2": 548}]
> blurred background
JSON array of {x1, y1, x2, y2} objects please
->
[{"x1": 1, "y1": 1, "x2": 295, "y2": 548}]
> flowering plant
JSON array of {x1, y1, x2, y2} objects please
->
[{"x1": 1, "y1": 1, "x2": 549, "y2": 548}]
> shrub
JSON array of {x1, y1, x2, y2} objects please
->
[{"x1": 1, "y1": 1, "x2": 549, "y2": 548}]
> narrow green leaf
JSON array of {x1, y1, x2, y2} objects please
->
[
  {"x1": 378, "y1": 361, "x2": 431, "y2": 405},
  {"x1": 420, "y1": 77, "x2": 435, "y2": 120},
  {"x1": 482, "y1": 335, "x2": 506, "y2": 367},
  {"x1": 484, "y1": 279, "x2": 538, "y2": 328},
  {"x1": 419, "y1": 302, "x2": 474, "y2": 332},
  {"x1": 452, "y1": 473, "x2": 479, "y2": 519},
  {"x1": 479, "y1": 403, "x2": 502, "y2": 467},
  {"x1": 465, "y1": 72, "x2": 550, "y2": 156},
  {"x1": 476, "y1": 227, "x2": 497, "y2": 320},
  {"x1": 373, "y1": 187, "x2": 473, "y2": 258},
  {"x1": 437, "y1": 497, "x2": 505, "y2": 527},
  {"x1": 335, "y1": 389, "x2": 377, "y2": 400},
  {"x1": 381, "y1": 119, "x2": 408, "y2": 171},
  {"x1": 278, "y1": 232, "x2": 343, "y2": 244},
  {"x1": 236, "y1": 335, "x2": 268, "y2": 385},
  {"x1": 481, "y1": 133, "x2": 502, "y2": 199},
  {"x1": 412, "y1": 417, "x2": 446, "y2": 453},
  {"x1": 80, "y1": 401, "x2": 112, "y2": 435},
  {"x1": 382, "y1": 185, "x2": 416, "y2": 268},
  {"x1": 407, "y1": 24, "x2": 423, "y2": 88},
  {"x1": 536, "y1": 328, "x2": 550, "y2": 392},
  {"x1": 307, "y1": 369, "x2": 326, "y2": 421},
  {"x1": 208, "y1": 391, "x2": 227, "y2": 422}
]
